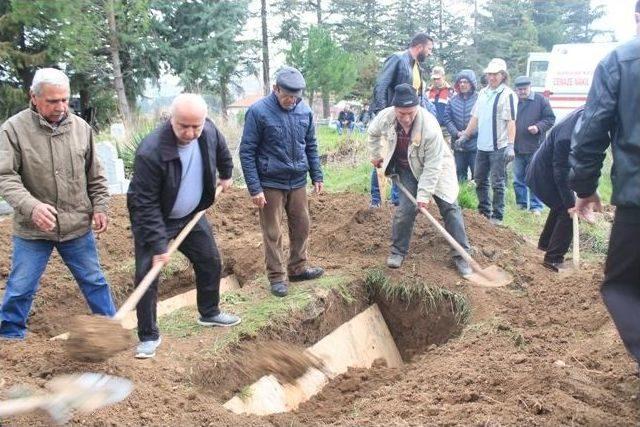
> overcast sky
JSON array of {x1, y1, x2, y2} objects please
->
[{"x1": 592, "y1": 0, "x2": 637, "y2": 41}]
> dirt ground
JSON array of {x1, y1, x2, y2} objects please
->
[{"x1": 0, "y1": 188, "x2": 638, "y2": 426}]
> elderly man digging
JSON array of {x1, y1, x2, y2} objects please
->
[
  {"x1": 0, "y1": 68, "x2": 116, "y2": 339},
  {"x1": 127, "y1": 93, "x2": 240, "y2": 359},
  {"x1": 369, "y1": 83, "x2": 472, "y2": 276}
]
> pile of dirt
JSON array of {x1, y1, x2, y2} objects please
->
[{"x1": 0, "y1": 188, "x2": 638, "y2": 425}]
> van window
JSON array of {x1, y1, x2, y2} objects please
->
[{"x1": 528, "y1": 61, "x2": 548, "y2": 88}]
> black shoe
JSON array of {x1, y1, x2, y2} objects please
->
[
  {"x1": 289, "y1": 267, "x2": 324, "y2": 282},
  {"x1": 542, "y1": 260, "x2": 563, "y2": 272},
  {"x1": 270, "y1": 281, "x2": 288, "y2": 297}
]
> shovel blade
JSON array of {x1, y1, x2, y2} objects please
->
[{"x1": 464, "y1": 264, "x2": 512, "y2": 288}]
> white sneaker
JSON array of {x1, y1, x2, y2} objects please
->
[{"x1": 135, "y1": 336, "x2": 162, "y2": 359}]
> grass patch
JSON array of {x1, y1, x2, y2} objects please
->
[
  {"x1": 322, "y1": 160, "x2": 371, "y2": 195},
  {"x1": 159, "y1": 274, "x2": 354, "y2": 354},
  {"x1": 316, "y1": 125, "x2": 367, "y2": 155},
  {"x1": 364, "y1": 268, "x2": 471, "y2": 325}
]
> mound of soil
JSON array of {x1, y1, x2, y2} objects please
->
[{"x1": 0, "y1": 188, "x2": 638, "y2": 425}]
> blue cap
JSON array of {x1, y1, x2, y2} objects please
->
[{"x1": 275, "y1": 66, "x2": 306, "y2": 96}]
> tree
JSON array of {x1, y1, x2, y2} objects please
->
[
  {"x1": 330, "y1": 0, "x2": 391, "y2": 54},
  {"x1": 261, "y1": 0, "x2": 270, "y2": 95},
  {"x1": 105, "y1": 0, "x2": 132, "y2": 128},
  {"x1": 288, "y1": 26, "x2": 356, "y2": 117},
  {"x1": 155, "y1": 0, "x2": 253, "y2": 119}
]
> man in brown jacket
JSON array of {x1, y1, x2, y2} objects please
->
[{"x1": 0, "y1": 68, "x2": 116, "y2": 339}]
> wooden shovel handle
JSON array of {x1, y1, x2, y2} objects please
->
[
  {"x1": 114, "y1": 186, "x2": 223, "y2": 320},
  {"x1": 392, "y1": 178, "x2": 484, "y2": 273},
  {"x1": 376, "y1": 168, "x2": 387, "y2": 203},
  {"x1": 572, "y1": 212, "x2": 580, "y2": 269},
  {"x1": 0, "y1": 395, "x2": 50, "y2": 417}
]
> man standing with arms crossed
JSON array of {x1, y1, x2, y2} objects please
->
[{"x1": 569, "y1": 1, "x2": 640, "y2": 375}]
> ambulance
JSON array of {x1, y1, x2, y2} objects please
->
[{"x1": 526, "y1": 42, "x2": 619, "y2": 120}]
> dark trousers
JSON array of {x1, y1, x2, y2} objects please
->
[
  {"x1": 474, "y1": 148, "x2": 507, "y2": 220},
  {"x1": 601, "y1": 215, "x2": 640, "y2": 366},
  {"x1": 135, "y1": 215, "x2": 221, "y2": 342},
  {"x1": 538, "y1": 206, "x2": 573, "y2": 263},
  {"x1": 391, "y1": 167, "x2": 470, "y2": 258},
  {"x1": 454, "y1": 150, "x2": 477, "y2": 182}
]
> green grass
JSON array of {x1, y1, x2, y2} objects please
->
[
  {"x1": 322, "y1": 160, "x2": 371, "y2": 194},
  {"x1": 316, "y1": 125, "x2": 366, "y2": 155},
  {"x1": 364, "y1": 268, "x2": 471, "y2": 326},
  {"x1": 158, "y1": 274, "x2": 354, "y2": 354}
]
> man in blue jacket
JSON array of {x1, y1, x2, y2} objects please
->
[
  {"x1": 443, "y1": 70, "x2": 479, "y2": 182},
  {"x1": 513, "y1": 76, "x2": 555, "y2": 214},
  {"x1": 240, "y1": 67, "x2": 324, "y2": 298}
]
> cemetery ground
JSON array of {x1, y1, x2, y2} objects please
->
[{"x1": 0, "y1": 128, "x2": 638, "y2": 426}]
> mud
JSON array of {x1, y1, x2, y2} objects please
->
[{"x1": 0, "y1": 188, "x2": 638, "y2": 426}]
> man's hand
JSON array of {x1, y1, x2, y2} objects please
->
[
  {"x1": 570, "y1": 193, "x2": 602, "y2": 224},
  {"x1": 417, "y1": 200, "x2": 430, "y2": 210},
  {"x1": 313, "y1": 181, "x2": 324, "y2": 194},
  {"x1": 31, "y1": 203, "x2": 58, "y2": 232},
  {"x1": 527, "y1": 125, "x2": 539, "y2": 135},
  {"x1": 252, "y1": 192, "x2": 267, "y2": 208},
  {"x1": 505, "y1": 145, "x2": 515, "y2": 163},
  {"x1": 371, "y1": 158, "x2": 383, "y2": 168},
  {"x1": 153, "y1": 252, "x2": 170, "y2": 268},
  {"x1": 219, "y1": 178, "x2": 233, "y2": 192},
  {"x1": 92, "y1": 212, "x2": 108, "y2": 234}
]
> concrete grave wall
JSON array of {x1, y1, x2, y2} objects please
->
[{"x1": 96, "y1": 142, "x2": 130, "y2": 195}]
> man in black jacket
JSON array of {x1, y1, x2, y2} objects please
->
[
  {"x1": 127, "y1": 93, "x2": 240, "y2": 359},
  {"x1": 513, "y1": 76, "x2": 555, "y2": 214},
  {"x1": 526, "y1": 108, "x2": 583, "y2": 271},
  {"x1": 569, "y1": 1, "x2": 640, "y2": 373}
]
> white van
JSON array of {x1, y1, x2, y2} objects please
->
[{"x1": 526, "y1": 42, "x2": 619, "y2": 120}]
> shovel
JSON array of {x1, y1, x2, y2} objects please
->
[
  {"x1": 65, "y1": 187, "x2": 223, "y2": 362},
  {"x1": 392, "y1": 176, "x2": 512, "y2": 288},
  {"x1": 376, "y1": 167, "x2": 387, "y2": 205},
  {"x1": 572, "y1": 212, "x2": 580, "y2": 270},
  {"x1": 0, "y1": 373, "x2": 132, "y2": 425}
]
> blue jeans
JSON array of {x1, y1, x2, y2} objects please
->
[
  {"x1": 370, "y1": 168, "x2": 399, "y2": 206},
  {"x1": 0, "y1": 232, "x2": 116, "y2": 338},
  {"x1": 513, "y1": 153, "x2": 543, "y2": 211},
  {"x1": 475, "y1": 148, "x2": 507, "y2": 221},
  {"x1": 454, "y1": 150, "x2": 477, "y2": 182},
  {"x1": 391, "y1": 167, "x2": 470, "y2": 257},
  {"x1": 336, "y1": 121, "x2": 354, "y2": 135}
]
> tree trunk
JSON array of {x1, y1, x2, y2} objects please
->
[
  {"x1": 322, "y1": 93, "x2": 330, "y2": 119},
  {"x1": 316, "y1": 0, "x2": 322, "y2": 24},
  {"x1": 220, "y1": 77, "x2": 229, "y2": 122},
  {"x1": 261, "y1": 0, "x2": 270, "y2": 95},
  {"x1": 105, "y1": 0, "x2": 132, "y2": 129}
]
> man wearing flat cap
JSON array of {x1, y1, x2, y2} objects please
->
[
  {"x1": 368, "y1": 83, "x2": 472, "y2": 277},
  {"x1": 240, "y1": 66, "x2": 324, "y2": 297},
  {"x1": 512, "y1": 75, "x2": 555, "y2": 215}
]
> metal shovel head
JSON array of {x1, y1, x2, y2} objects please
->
[
  {"x1": 47, "y1": 373, "x2": 133, "y2": 414},
  {"x1": 464, "y1": 264, "x2": 513, "y2": 288}
]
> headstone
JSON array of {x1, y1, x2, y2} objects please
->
[
  {"x1": 110, "y1": 123, "x2": 126, "y2": 141},
  {"x1": 96, "y1": 142, "x2": 129, "y2": 194},
  {"x1": 0, "y1": 201, "x2": 13, "y2": 216}
]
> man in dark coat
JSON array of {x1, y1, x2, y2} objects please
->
[
  {"x1": 513, "y1": 75, "x2": 556, "y2": 214},
  {"x1": 239, "y1": 66, "x2": 324, "y2": 298},
  {"x1": 569, "y1": 0, "x2": 640, "y2": 375},
  {"x1": 526, "y1": 108, "x2": 583, "y2": 271},
  {"x1": 127, "y1": 93, "x2": 240, "y2": 359}
]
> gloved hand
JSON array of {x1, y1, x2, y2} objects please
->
[{"x1": 504, "y1": 145, "x2": 515, "y2": 163}]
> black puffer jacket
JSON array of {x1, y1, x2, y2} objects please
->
[
  {"x1": 527, "y1": 108, "x2": 583, "y2": 209},
  {"x1": 569, "y1": 37, "x2": 640, "y2": 210}
]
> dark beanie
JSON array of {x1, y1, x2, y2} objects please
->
[{"x1": 391, "y1": 84, "x2": 419, "y2": 108}]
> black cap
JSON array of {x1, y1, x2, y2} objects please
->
[
  {"x1": 514, "y1": 76, "x2": 532, "y2": 87},
  {"x1": 275, "y1": 66, "x2": 306, "y2": 96},
  {"x1": 391, "y1": 84, "x2": 419, "y2": 108}
]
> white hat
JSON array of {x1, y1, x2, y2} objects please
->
[{"x1": 484, "y1": 58, "x2": 507, "y2": 74}]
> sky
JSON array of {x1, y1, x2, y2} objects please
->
[{"x1": 592, "y1": 0, "x2": 637, "y2": 42}]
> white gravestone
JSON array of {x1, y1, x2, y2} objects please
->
[
  {"x1": 96, "y1": 142, "x2": 129, "y2": 194},
  {"x1": 110, "y1": 123, "x2": 126, "y2": 141}
]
